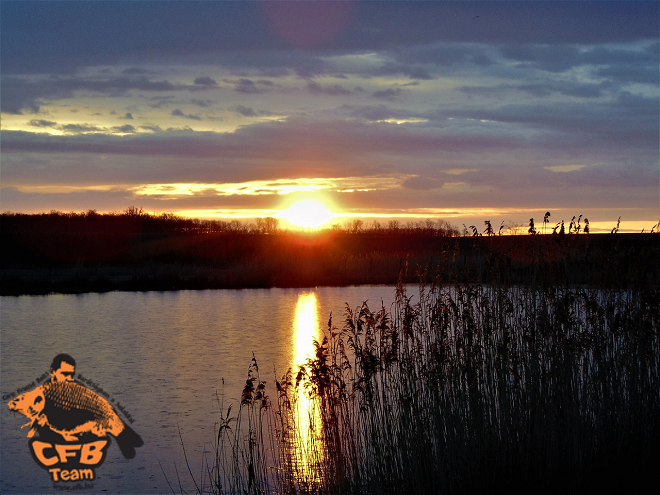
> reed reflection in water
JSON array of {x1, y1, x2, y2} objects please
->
[{"x1": 290, "y1": 291, "x2": 324, "y2": 482}]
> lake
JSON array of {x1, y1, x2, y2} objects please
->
[{"x1": 1, "y1": 285, "x2": 410, "y2": 494}]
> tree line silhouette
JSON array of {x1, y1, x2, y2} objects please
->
[
  {"x1": 1, "y1": 208, "x2": 658, "y2": 295},
  {"x1": 1, "y1": 208, "x2": 462, "y2": 237}
]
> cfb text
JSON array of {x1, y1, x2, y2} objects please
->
[{"x1": 30, "y1": 440, "x2": 108, "y2": 467}]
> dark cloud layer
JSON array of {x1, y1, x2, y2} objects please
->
[
  {"x1": 373, "y1": 88, "x2": 403, "y2": 100},
  {"x1": 234, "y1": 105, "x2": 274, "y2": 118},
  {"x1": 3, "y1": 118, "x2": 525, "y2": 161},
  {"x1": 171, "y1": 109, "x2": 202, "y2": 121},
  {"x1": 499, "y1": 42, "x2": 659, "y2": 76},
  {"x1": 28, "y1": 119, "x2": 57, "y2": 128},
  {"x1": 1, "y1": 75, "x2": 190, "y2": 114},
  {"x1": 448, "y1": 93, "x2": 659, "y2": 149},
  {"x1": 458, "y1": 80, "x2": 618, "y2": 99},
  {"x1": 373, "y1": 63, "x2": 433, "y2": 80},
  {"x1": 307, "y1": 82, "x2": 353, "y2": 96},
  {"x1": 194, "y1": 76, "x2": 217, "y2": 86},
  {"x1": 2, "y1": 2, "x2": 657, "y2": 75},
  {"x1": 5, "y1": 98, "x2": 655, "y2": 167}
]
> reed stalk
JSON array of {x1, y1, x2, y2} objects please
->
[{"x1": 188, "y1": 281, "x2": 659, "y2": 494}]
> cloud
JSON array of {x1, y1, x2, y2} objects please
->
[
  {"x1": 61, "y1": 124, "x2": 105, "y2": 133},
  {"x1": 306, "y1": 82, "x2": 352, "y2": 96},
  {"x1": 29, "y1": 122, "x2": 138, "y2": 135},
  {"x1": 517, "y1": 81, "x2": 614, "y2": 98},
  {"x1": 346, "y1": 105, "x2": 423, "y2": 123},
  {"x1": 1, "y1": 76, "x2": 184, "y2": 114},
  {"x1": 499, "y1": 43, "x2": 659, "y2": 76},
  {"x1": 1, "y1": 77, "x2": 44, "y2": 114},
  {"x1": 235, "y1": 106, "x2": 256, "y2": 117},
  {"x1": 582, "y1": 45, "x2": 658, "y2": 66},
  {"x1": 500, "y1": 44, "x2": 581, "y2": 73},
  {"x1": 76, "y1": 76, "x2": 179, "y2": 92},
  {"x1": 256, "y1": 67, "x2": 291, "y2": 78},
  {"x1": 223, "y1": 78, "x2": 271, "y2": 94},
  {"x1": 28, "y1": 119, "x2": 58, "y2": 128},
  {"x1": 373, "y1": 63, "x2": 432, "y2": 80},
  {"x1": 111, "y1": 125, "x2": 136, "y2": 134},
  {"x1": 396, "y1": 44, "x2": 493, "y2": 69},
  {"x1": 119, "y1": 112, "x2": 134, "y2": 119},
  {"x1": 236, "y1": 79, "x2": 258, "y2": 91},
  {"x1": 373, "y1": 88, "x2": 402, "y2": 100},
  {"x1": 122, "y1": 68, "x2": 150, "y2": 75},
  {"x1": 447, "y1": 93, "x2": 659, "y2": 150},
  {"x1": 234, "y1": 105, "x2": 274, "y2": 117},
  {"x1": 1, "y1": 118, "x2": 526, "y2": 164},
  {"x1": 193, "y1": 76, "x2": 217, "y2": 86},
  {"x1": 147, "y1": 95, "x2": 177, "y2": 108},
  {"x1": 171, "y1": 109, "x2": 202, "y2": 120},
  {"x1": 544, "y1": 165, "x2": 586, "y2": 173},
  {"x1": 457, "y1": 85, "x2": 510, "y2": 97},
  {"x1": 190, "y1": 99, "x2": 214, "y2": 108},
  {"x1": 401, "y1": 176, "x2": 444, "y2": 190},
  {"x1": 460, "y1": 81, "x2": 614, "y2": 99},
  {"x1": 594, "y1": 65, "x2": 659, "y2": 85},
  {"x1": 2, "y1": 73, "x2": 244, "y2": 114}
]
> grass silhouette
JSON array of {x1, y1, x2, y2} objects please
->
[{"x1": 179, "y1": 279, "x2": 659, "y2": 494}]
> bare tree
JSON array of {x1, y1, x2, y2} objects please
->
[{"x1": 349, "y1": 219, "x2": 364, "y2": 234}]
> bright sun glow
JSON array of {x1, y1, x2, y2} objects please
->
[{"x1": 279, "y1": 200, "x2": 333, "y2": 229}]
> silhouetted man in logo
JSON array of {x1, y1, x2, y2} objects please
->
[
  {"x1": 29, "y1": 353, "x2": 79, "y2": 442},
  {"x1": 8, "y1": 354, "x2": 143, "y2": 458},
  {"x1": 49, "y1": 354, "x2": 76, "y2": 383}
]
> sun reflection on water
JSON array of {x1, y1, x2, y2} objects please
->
[
  {"x1": 293, "y1": 291, "x2": 320, "y2": 370},
  {"x1": 290, "y1": 291, "x2": 323, "y2": 480}
]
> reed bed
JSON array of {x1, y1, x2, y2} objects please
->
[{"x1": 186, "y1": 282, "x2": 659, "y2": 494}]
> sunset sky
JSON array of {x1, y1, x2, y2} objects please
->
[{"x1": 2, "y1": 1, "x2": 658, "y2": 232}]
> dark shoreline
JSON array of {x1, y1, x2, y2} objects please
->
[
  {"x1": 3, "y1": 231, "x2": 658, "y2": 296},
  {"x1": 0, "y1": 269, "x2": 401, "y2": 297}
]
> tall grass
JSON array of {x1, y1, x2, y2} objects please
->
[{"x1": 185, "y1": 281, "x2": 659, "y2": 494}]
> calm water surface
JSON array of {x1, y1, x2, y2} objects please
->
[{"x1": 1, "y1": 286, "x2": 411, "y2": 494}]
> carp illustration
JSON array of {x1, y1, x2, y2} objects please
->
[{"x1": 8, "y1": 380, "x2": 143, "y2": 459}]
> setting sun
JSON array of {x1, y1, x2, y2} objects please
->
[{"x1": 279, "y1": 200, "x2": 333, "y2": 229}]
